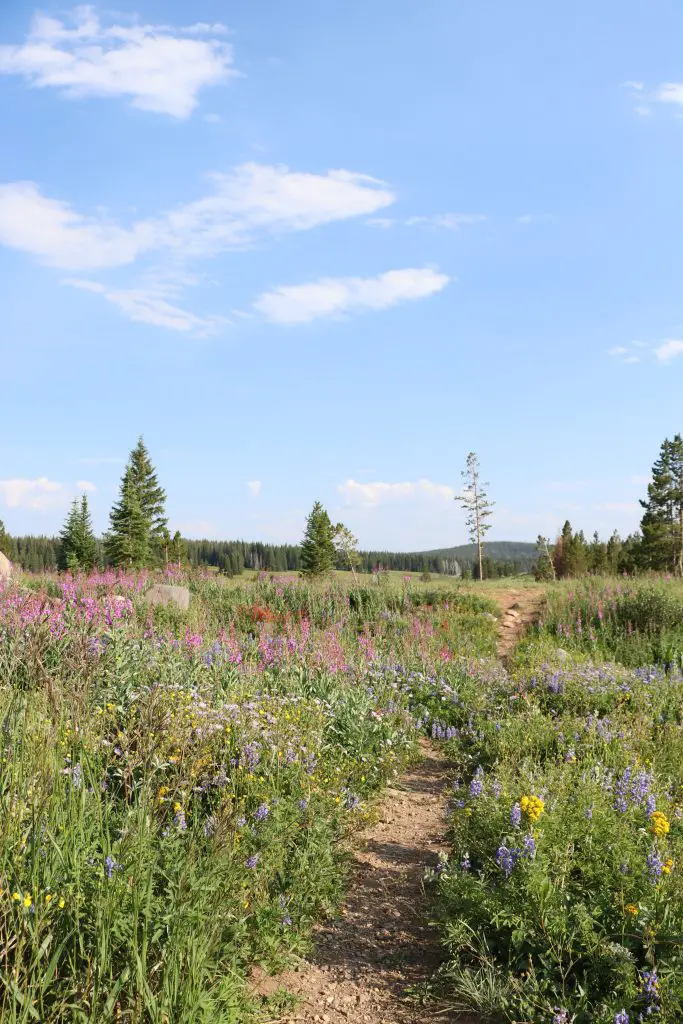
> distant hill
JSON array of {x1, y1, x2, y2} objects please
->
[{"x1": 418, "y1": 541, "x2": 538, "y2": 566}]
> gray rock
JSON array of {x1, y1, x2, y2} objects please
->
[
  {"x1": 556, "y1": 648, "x2": 570, "y2": 661},
  {"x1": 144, "y1": 584, "x2": 190, "y2": 611},
  {"x1": 484, "y1": 612, "x2": 498, "y2": 623},
  {"x1": 0, "y1": 552, "x2": 12, "y2": 581}
]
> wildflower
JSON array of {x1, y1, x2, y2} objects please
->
[
  {"x1": 646, "y1": 848, "x2": 663, "y2": 882},
  {"x1": 552, "y1": 1010, "x2": 569, "y2": 1024},
  {"x1": 614, "y1": 1012, "x2": 629, "y2": 1024},
  {"x1": 245, "y1": 854, "x2": 259, "y2": 869},
  {"x1": 522, "y1": 834, "x2": 536, "y2": 858},
  {"x1": 585, "y1": 806, "x2": 593, "y2": 820},
  {"x1": 254, "y1": 803, "x2": 269, "y2": 822},
  {"x1": 71, "y1": 763, "x2": 84, "y2": 790},
  {"x1": 469, "y1": 767, "x2": 484, "y2": 799},
  {"x1": 520, "y1": 794, "x2": 544, "y2": 823},
  {"x1": 104, "y1": 855, "x2": 122, "y2": 879},
  {"x1": 624, "y1": 903, "x2": 639, "y2": 916},
  {"x1": 460, "y1": 854, "x2": 471, "y2": 871},
  {"x1": 495, "y1": 844, "x2": 519, "y2": 878},
  {"x1": 45, "y1": 893, "x2": 54, "y2": 904},
  {"x1": 23, "y1": 894, "x2": 32, "y2": 908},
  {"x1": 650, "y1": 810, "x2": 670, "y2": 836},
  {"x1": 12, "y1": 892, "x2": 20, "y2": 902},
  {"x1": 58, "y1": 898, "x2": 65, "y2": 909},
  {"x1": 662, "y1": 857, "x2": 673, "y2": 874},
  {"x1": 510, "y1": 802, "x2": 521, "y2": 828}
]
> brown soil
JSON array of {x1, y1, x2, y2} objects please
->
[
  {"x1": 253, "y1": 592, "x2": 545, "y2": 1023},
  {"x1": 252, "y1": 741, "x2": 474, "y2": 1023},
  {"x1": 493, "y1": 588, "x2": 545, "y2": 664}
]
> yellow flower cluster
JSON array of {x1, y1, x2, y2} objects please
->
[
  {"x1": 650, "y1": 810, "x2": 670, "y2": 836},
  {"x1": 662, "y1": 857, "x2": 674, "y2": 875},
  {"x1": 625, "y1": 903, "x2": 639, "y2": 916},
  {"x1": 520, "y1": 795, "x2": 544, "y2": 823}
]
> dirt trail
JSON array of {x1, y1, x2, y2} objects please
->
[
  {"x1": 493, "y1": 587, "x2": 546, "y2": 664},
  {"x1": 255, "y1": 593, "x2": 545, "y2": 1024},
  {"x1": 254, "y1": 741, "x2": 472, "y2": 1024}
]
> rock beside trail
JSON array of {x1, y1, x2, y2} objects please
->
[
  {"x1": 144, "y1": 584, "x2": 190, "y2": 611},
  {"x1": 0, "y1": 552, "x2": 12, "y2": 581}
]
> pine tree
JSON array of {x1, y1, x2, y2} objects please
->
[
  {"x1": 105, "y1": 438, "x2": 168, "y2": 568},
  {"x1": 129, "y1": 437, "x2": 167, "y2": 544},
  {"x1": 0, "y1": 519, "x2": 11, "y2": 559},
  {"x1": 455, "y1": 452, "x2": 495, "y2": 581},
  {"x1": 105, "y1": 468, "x2": 151, "y2": 568},
  {"x1": 640, "y1": 435, "x2": 683, "y2": 574},
  {"x1": 300, "y1": 501, "x2": 336, "y2": 576},
  {"x1": 59, "y1": 496, "x2": 97, "y2": 571},
  {"x1": 333, "y1": 523, "x2": 361, "y2": 577}
]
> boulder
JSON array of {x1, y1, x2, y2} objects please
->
[
  {"x1": 144, "y1": 584, "x2": 190, "y2": 611},
  {"x1": 0, "y1": 552, "x2": 12, "y2": 581}
]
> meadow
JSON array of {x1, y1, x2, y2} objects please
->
[
  {"x1": 2, "y1": 566, "x2": 683, "y2": 1023},
  {"x1": 0, "y1": 566, "x2": 498, "y2": 1023}
]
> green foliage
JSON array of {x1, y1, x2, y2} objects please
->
[
  {"x1": 58, "y1": 495, "x2": 98, "y2": 571},
  {"x1": 300, "y1": 501, "x2": 336, "y2": 576},
  {"x1": 455, "y1": 452, "x2": 495, "y2": 581},
  {"x1": 0, "y1": 519, "x2": 11, "y2": 560},
  {"x1": 640, "y1": 434, "x2": 683, "y2": 574},
  {"x1": 105, "y1": 437, "x2": 167, "y2": 568}
]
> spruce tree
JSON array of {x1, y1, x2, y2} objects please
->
[
  {"x1": 0, "y1": 519, "x2": 11, "y2": 559},
  {"x1": 300, "y1": 501, "x2": 336, "y2": 576},
  {"x1": 105, "y1": 438, "x2": 168, "y2": 568},
  {"x1": 59, "y1": 496, "x2": 98, "y2": 571},
  {"x1": 105, "y1": 468, "x2": 151, "y2": 568},
  {"x1": 640, "y1": 435, "x2": 683, "y2": 574}
]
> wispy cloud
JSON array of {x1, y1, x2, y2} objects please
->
[
  {"x1": 0, "y1": 164, "x2": 395, "y2": 271},
  {"x1": 405, "y1": 213, "x2": 486, "y2": 230},
  {"x1": 366, "y1": 217, "x2": 395, "y2": 229},
  {"x1": 0, "y1": 8, "x2": 237, "y2": 118},
  {"x1": 608, "y1": 341, "x2": 643, "y2": 364},
  {"x1": 64, "y1": 278, "x2": 225, "y2": 335},
  {"x1": 247, "y1": 480, "x2": 261, "y2": 497},
  {"x1": 655, "y1": 83, "x2": 683, "y2": 109},
  {"x1": 595, "y1": 502, "x2": 640, "y2": 513},
  {"x1": 338, "y1": 478, "x2": 455, "y2": 507},
  {"x1": 254, "y1": 267, "x2": 450, "y2": 324},
  {"x1": 655, "y1": 339, "x2": 683, "y2": 363},
  {"x1": 76, "y1": 480, "x2": 97, "y2": 492}
]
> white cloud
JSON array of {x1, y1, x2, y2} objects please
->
[
  {"x1": 255, "y1": 267, "x2": 450, "y2": 324},
  {"x1": 156, "y1": 164, "x2": 395, "y2": 257},
  {"x1": 0, "y1": 163, "x2": 395, "y2": 271},
  {"x1": 247, "y1": 480, "x2": 261, "y2": 497},
  {"x1": 655, "y1": 339, "x2": 683, "y2": 363},
  {"x1": 607, "y1": 346, "x2": 628, "y2": 356},
  {"x1": 338, "y1": 478, "x2": 455, "y2": 507},
  {"x1": 366, "y1": 217, "x2": 395, "y2": 229},
  {"x1": 623, "y1": 81, "x2": 644, "y2": 91},
  {"x1": 0, "y1": 8, "x2": 237, "y2": 118},
  {"x1": 0, "y1": 182, "x2": 151, "y2": 270},
  {"x1": 64, "y1": 278, "x2": 225, "y2": 335},
  {"x1": 624, "y1": 355, "x2": 640, "y2": 363},
  {"x1": 0, "y1": 477, "x2": 65, "y2": 510},
  {"x1": 76, "y1": 479, "x2": 97, "y2": 492},
  {"x1": 655, "y1": 83, "x2": 683, "y2": 108},
  {"x1": 405, "y1": 213, "x2": 486, "y2": 230}
]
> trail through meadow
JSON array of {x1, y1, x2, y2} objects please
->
[{"x1": 255, "y1": 588, "x2": 544, "y2": 1024}]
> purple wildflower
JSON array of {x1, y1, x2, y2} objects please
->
[
  {"x1": 614, "y1": 1012, "x2": 629, "y2": 1024},
  {"x1": 245, "y1": 854, "x2": 259, "y2": 869},
  {"x1": 104, "y1": 854, "x2": 121, "y2": 879},
  {"x1": 495, "y1": 845, "x2": 519, "y2": 878},
  {"x1": 510, "y1": 803, "x2": 521, "y2": 828},
  {"x1": 522, "y1": 834, "x2": 536, "y2": 858},
  {"x1": 469, "y1": 767, "x2": 484, "y2": 799},
  {"x1": 646, "y1": 849, "x2": 663, "y2": 882},
  {"x1": 254, "y1": 804, "x2": 269, "y2": 822}
]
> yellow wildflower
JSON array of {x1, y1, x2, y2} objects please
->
[
  {"x1": 173, "y1": 801, "x2": 182, "y2": 813},
  {"x1": 58, "y1": 898, "x2": 65, "y2": 909},
  {"x1": 23, "y1": 895, "x2": 32, "y2": 908},
  {"x1": 12, "y1": 892, "x2": 20, "y2": 902},
  {"x1": 662, "y1": 858, "x2": 674, "y2": 875},
  {"x1": 520, "y1": 795, "x2": 545, "y2": 823},
  {"x1": 45, "y1": 893, "x2": 54, "y2": 904},
  {"x1": 625, "y1": 903, "x2": 639, "y2": 916},
  {"x1": 650, "y1": 811, "x2": 670, "y2": 836}
]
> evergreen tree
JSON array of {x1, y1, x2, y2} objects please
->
[
  {"x1": 105, "y1": 468, "x2": 151, "y2": 568},
  {"x1": 640, "y1": 435, "x2": 683, "y2": 574},
  {"x1": 455, "y1": 452, "x2": 495, "y2": 581},
  {"x1": 300, "y1": 501, "x2": 336, "y2": 576},
  {"x1": 105, "y1": 438, "x2": 168, "y2": 568},
  {"x1": 0, "y1": 519, "x2": 11, "y2": 560},
  {"x1": 59, "y1": 496, "x2": 97, "y2": 571}
]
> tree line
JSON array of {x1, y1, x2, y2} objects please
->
[{"x1": 2, "y1": 433, "x2": 683, "y2": 578}]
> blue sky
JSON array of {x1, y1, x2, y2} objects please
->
[{"x1": 0, "y1": 0, "x2": 681, "y2": 550}]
